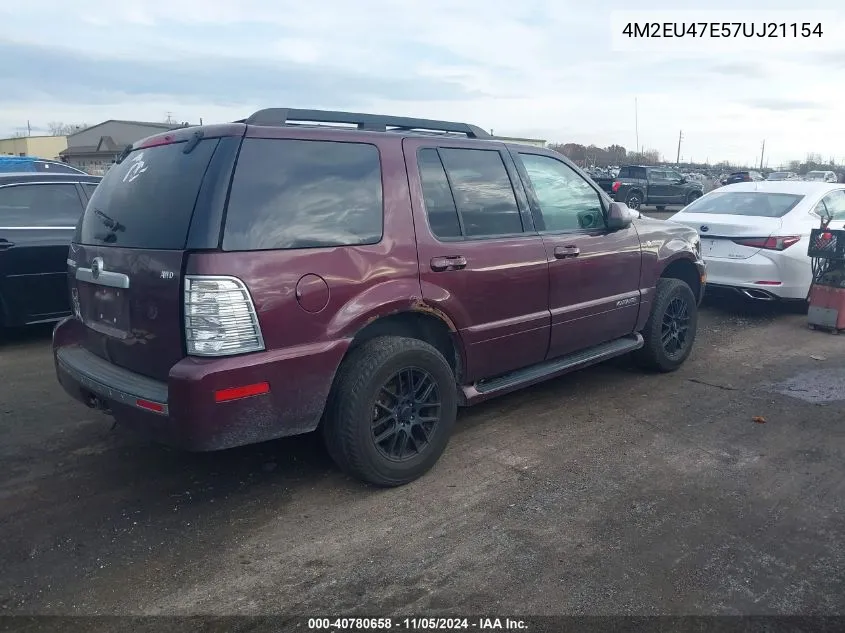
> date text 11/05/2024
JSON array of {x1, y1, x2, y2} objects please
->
[
  {"x1": 621, "y1": 22, "x2": 823, "y2": 38},
  {"x1": 307, "y1": 617, "x2": 528, "y2": 630}
]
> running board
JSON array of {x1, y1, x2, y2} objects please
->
[{"x1": 463, "y1": 334, "x2": 644, "y2": 403}]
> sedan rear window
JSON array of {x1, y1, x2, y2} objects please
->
[{"x1": 683, "y1": 192, "x2": 804, "y2": 217}]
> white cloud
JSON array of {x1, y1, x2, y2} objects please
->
[{"x1": 1, "y1": 0, "x2": 844, "y2": 165}]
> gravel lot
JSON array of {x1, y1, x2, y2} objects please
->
[{"x1": 1, "y1": 298, "x2": 844, "y2": 623}]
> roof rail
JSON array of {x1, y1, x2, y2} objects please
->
[{"x1": 243, "y1": 108, "x2": 491, "y2": 139}]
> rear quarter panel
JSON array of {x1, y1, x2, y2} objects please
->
[{"x1": 185, "y1": 133, "x2": 423, "y2": 430}]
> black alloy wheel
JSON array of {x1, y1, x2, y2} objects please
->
[
  {"x1": 372, "y1": 367, "x2": 441, "y2": 461},
  {"x1": 661, "y1": 296, "x2": 691, "y2": 359}
]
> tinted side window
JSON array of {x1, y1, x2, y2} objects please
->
[
  {"x1": 619, "y1": 166, "x2": 646, "y2": 179},
  {"x1": 438, "y1": 148, "x2": 522, "y2": 238},
  {"x1": 81, "y1": 183, "x2": 98, "y2": 199},
  {"x1": 519, "y1": 154, "x2": 606, "y2": 231},
  {"x1": 0, "y1": 183, "x2": 84, "y2": 227},
  {"x1": 417, "y1": 148, "x2": 461, "y2": 239},
  {"x1": 224, "y1": 139, "x2": 383, "y2": 251}
]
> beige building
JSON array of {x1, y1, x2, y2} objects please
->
[
  {"x1": 0, "y1": 135, "x2": 68, "y2": 160},
  {"x1": 492, "y1": 135, "x2": 547, "y2": 148}
]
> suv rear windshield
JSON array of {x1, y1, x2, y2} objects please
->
[
  {"x1": 76, "y1": 139, "x2": 219, "y2": 249},
  {"x1": 683, "y1": 192, "x2": 803, "y2": 217},
  {"x1": 618, "y1": 166, "x2": 646, "y2": 179}
]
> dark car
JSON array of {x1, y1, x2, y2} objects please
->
[
  {"x1": 53, "y1": 108, "x2": 705, "y2": 486},
  {"x1": 611, "y1": 165, "x2": 704, "y2": 211},
  {"x1": 0, "y1": 156, "x2": 87, "y2": 175},
  {"x1": 0, "y1": 172, "x2": 101, "y2": 328},
  {"x1": 721, "y1": 170, "x2": 764, "y2": 186},
  {"x1": 766, "y1": 171, "x2": 797, "y2": 181}
]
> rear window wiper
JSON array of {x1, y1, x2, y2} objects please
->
[{"x1": 115, "y1": 145, "x2": 133, "y2": 165}]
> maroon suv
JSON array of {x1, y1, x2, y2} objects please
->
[{"x1": 53, "y1": 108, "x2": 706, "y2": 486}]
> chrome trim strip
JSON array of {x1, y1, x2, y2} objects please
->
[
  {"x1": 76, "y1": 267, "x2": 131, "y2": 289},
  {"x1": 0, "y1": 181, "x2": 92, "y2": 188},
  {"x1": 0, "y1": 226, "x2": 75, "y2": 230}
]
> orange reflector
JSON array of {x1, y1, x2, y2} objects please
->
[
  {"x1": 214, "y1": 381, "x2": 270, "y2": 403},
  {"x1": 136, "y1": 399, "x2": 165, "y2": 413}
]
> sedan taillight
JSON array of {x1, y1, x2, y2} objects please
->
[{"x1": 732, "y1": 236, "x2": 801, "y2": 251}]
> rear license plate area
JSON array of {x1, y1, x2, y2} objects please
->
[{"x1": 82, "y1": 285, "x2": 131, "y2": 339}]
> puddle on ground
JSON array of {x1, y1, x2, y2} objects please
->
[{"x1": 770, "y1": 368, "x2": 845, "y2": 404}]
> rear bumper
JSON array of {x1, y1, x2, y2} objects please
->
[
  {"x1": 53, "y1": 317, "x2": 349, "y2": 451},
  {"x1": 702, "y1": 252, "x2": 811, "y2": 300}
]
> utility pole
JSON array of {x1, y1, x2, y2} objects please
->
[
  {"x1": 676, "y1": 130, "x2": 683, "y2": 165},
  {"x1": 760, "y1": 140, "x2": 766, "y2": 170},
  {"x1": 635, "y1": 97, "x2": 639, "y2": 155},
  {"x1": 27, "y1": 120, "x2": 31, "y2": 136}
]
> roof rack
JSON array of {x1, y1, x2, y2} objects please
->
[{"x1": 242, "y1": 108, "x2": 491, "y2": 139}]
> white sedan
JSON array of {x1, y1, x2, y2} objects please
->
[{"x1": 668, "y1": 181, "x2": 845, "y2": 301}]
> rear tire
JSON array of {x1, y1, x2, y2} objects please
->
[
  {"x1": 636, "y1": 278, "x2": 698, "y2": 372},
  {"x1": 625, "y1": 191, "x2": 643, "y2": 210},
  {"x1": 322, "y1": 336, "x2": 458, "y2": 487}
]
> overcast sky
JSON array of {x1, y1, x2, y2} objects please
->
[{"x1": 1, "y1": 0, "x2": 844, "y2": 166}]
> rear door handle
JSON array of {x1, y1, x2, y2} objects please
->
[
  {"x1": 554, "y1": 245, "x2": 580, "y2": 259},
  {"x1": 430, "y1": 255, "x2": 467, "y2": 272},
  {"x1": 0, "y1": 239, "x2": 14, "y2": 250}
]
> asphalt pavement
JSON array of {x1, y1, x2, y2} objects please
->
[{"x1": 1, "y1": 299, "x2": 843, "y2": 623}]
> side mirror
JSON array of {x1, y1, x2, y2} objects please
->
[
  {"x1": 607, "y1": 201, "x2": 634, "y2": 230},
  {"x1": 677, "y1": 177, "x2": 687, "y2": 184}
]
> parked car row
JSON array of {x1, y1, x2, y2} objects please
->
[{"x1": 717, "y1": 169, "x2": 840, "y2": 186}]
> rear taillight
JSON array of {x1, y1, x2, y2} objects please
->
[
  {"x1": 184, "y1": 276, "x2": 265, "y2": 356},
  {"x1": 743, "y1": 175, "x2": 752, "y2": 181},
  {"x1": 611, "y1": 180, "x2": 621, "y2": 192},
  {"x1": 732, "y1": 236, "x2": 801, "y2": 251}
]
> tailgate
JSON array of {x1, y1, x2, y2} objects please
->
[
  {"x1": 67, "y1": 134, "x2": 225, "y2": 381},
  {"x1": 69, "y1": 245, "x2": 185, "y2": 381}
]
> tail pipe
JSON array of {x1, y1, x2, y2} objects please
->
[{"x1": 740, "y1": 288, "x2": 777, "y2": 301}]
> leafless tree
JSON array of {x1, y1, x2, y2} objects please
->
[{"x1": 46, "y1": 122, "x2": 89, "y2": 136}]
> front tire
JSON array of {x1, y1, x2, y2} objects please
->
[
  {"x1": 322, "y1": 336, "x2": 458, "y2": 487},
  {"x1": 636, "y1": 278, "x2": 698, "y2": 372}
]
